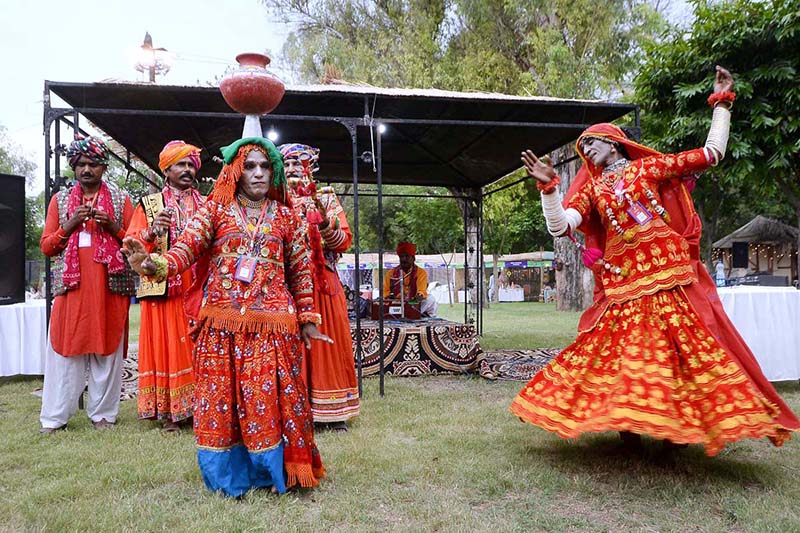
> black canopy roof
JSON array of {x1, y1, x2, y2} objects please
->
[{"x1": 47, "y1": 81, "x2": 636, "y2": 189}]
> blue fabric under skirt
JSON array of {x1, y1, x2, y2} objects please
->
[{"x1": 197, "y1": 442, "x2": 286, "y2": 497}]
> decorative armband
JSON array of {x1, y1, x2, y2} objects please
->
[
  {"x1": 707, "y1": 91, "x2": 735, "y2": 108},
  {"x1": 298, "y1": 312, "x2": 322, "y2": 326},
  {"x1": 149, "y1": 254, "x2": 169, "y2": 283},
  {"x1": 536, "y1": 175, "x2": 561, "y2": 194}
]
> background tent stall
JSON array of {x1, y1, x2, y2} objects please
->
[
  {"x1": 487, "y1": 251, "x2": 555, "y2": 302},
  {"x1": 712, "y1": 215, "x2": 799, "y2": 286},
  {"x1": 43, "y1": 80, "x2": 636, "y2": 395}
]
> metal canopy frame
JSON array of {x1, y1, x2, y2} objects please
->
[{"x1": 43, "y1": 80, "x2": 637, "y2": 397}]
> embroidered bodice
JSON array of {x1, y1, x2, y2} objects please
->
[
  {"x1": 568, "y1": 148, "x2": 711, "y2": 303},
  {"x1": 164, "y1": 199, "x2": 320, "y2": 331}
]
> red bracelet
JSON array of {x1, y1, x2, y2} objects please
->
[
  {"x1": 707, "y1": 91, "x2": 735, "y2": 108},
  {"x1": 536, "y1": 175, "x2": 560, "y2": 194}
]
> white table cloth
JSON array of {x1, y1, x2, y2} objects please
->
[
  {"x1": 0, "y1": 299, "x2": 47, "y2": 376},
  {"x1": 498, "y1": 287, "x2": 524, "y2": 302},
  {"x1": 717, "y1": 286, "x2": 800, "y2": 381}
]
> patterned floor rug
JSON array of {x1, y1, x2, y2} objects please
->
[
  {"x1": 121, "y1": 346, "x2": 559, "y2": 395},
  {"x1": 478, "y1": 349, "x2": 559, "y2": 381},
  {"x1": 121, "y1": 345, "x2": 139, "y2": 401}
]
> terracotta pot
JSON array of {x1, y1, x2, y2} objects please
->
[{"x1": 220, "y1": 53, "x2": 285, "y2": 115}]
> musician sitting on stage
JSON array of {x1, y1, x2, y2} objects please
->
[{"x1": 383, "y1": 241, "x2": 438, "y2": 317}]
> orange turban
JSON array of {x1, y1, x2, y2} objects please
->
[
  {"x1": 397, "y1": 241, "x2": 416, "y2": 256},
  {"x1": 158, "y1": 140, "x2": 202, "y2": 173}
]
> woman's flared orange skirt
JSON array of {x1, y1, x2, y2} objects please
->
[
  {"x1": 304, "y1": 286, "x2": 360, "y2": 422},
  {"x1": 510, "y1": 287, "x2": 791, "y2": 456},
  {"x1": 137, "y1": 292, "x2": 195, "y2": 422}
]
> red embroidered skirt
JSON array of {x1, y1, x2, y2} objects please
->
[
  {"x1": 510, "y1": 287, "x2": 790, "y2": 456},
  {"x1": 193, "y1": 325, "x2": 325, "y2": 494}
]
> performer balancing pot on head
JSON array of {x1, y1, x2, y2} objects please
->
[
  {"x1": 123, "y1": 137, "x2": 331, "y2": 497},
  {"x1": 280, "y1": 143, "x2": 360, "y2": 432},
  {"x1": 125, "y1": 140, "x2": 205, "y2": 432},
  {"x1": 39, "y1": 135, "x2": 136, "y2": 434},
  {"x1": 510, "y1": 66, "x2": 798, "y2": 456}
]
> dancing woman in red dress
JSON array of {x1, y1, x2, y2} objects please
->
[{"x1": 511, "y1": 67, "x2": 797, "y2": 455}]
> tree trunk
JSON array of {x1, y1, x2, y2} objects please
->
[{"x1": 550, "y1": 144, "x2": 591, "y2": 311}]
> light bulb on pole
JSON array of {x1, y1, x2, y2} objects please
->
[{"x1": 134, "y1": 32, "x2": 174, "y2": 83}]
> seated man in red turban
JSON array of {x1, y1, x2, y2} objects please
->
[{"x1": 383, "y1": 241, "x2": 438, "y2": 317}]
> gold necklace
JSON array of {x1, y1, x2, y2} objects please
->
[{"x1": 238, "y1": 194, "x2": 265, "y2": 209}]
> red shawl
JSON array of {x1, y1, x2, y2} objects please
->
[{"x1": 62, "y1": 181, "x2": 126, "y2": 289}]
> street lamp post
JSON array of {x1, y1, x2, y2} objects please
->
[{"x1": 134, "y1": 32, "x2": 173, "y2": 83}]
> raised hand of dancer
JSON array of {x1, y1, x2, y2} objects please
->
[
  {"x1": 521, "y1": 150, "x2": 556, "y2": 185},
  {"x1": 301, "y1": 323, "x2": 334, "y2": 349},
  {"x1": 121, "y1": 237, "x2": 157, "y2": 275},
  {"x1": 713, "y1": 65, "x2": 734, "y2": 94}
]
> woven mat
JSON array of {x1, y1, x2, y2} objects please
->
[
  {"x1": 478, "y1": 349, "x2": 559, "y2": 381},
  {"x1": 121, "y1": 345, "x2": 138, "y2": 401}
]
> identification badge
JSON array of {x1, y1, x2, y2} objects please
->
[
  {"x1": 78, "y1": 230, "x2": 92, "y2": 248},
  {"x1": 626, "y1": 201, "x2": 653, "y2": 226},
  {"x1": 234, "y1": 256, "x2": 257, "y2": 283}
]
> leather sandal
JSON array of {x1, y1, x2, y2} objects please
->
[
  {"x1": 92, "y1": 418, "x2": 115, "y2": 430},
  {"x1": 39, "y1": 425, "x2": 66, "y2": 434}
]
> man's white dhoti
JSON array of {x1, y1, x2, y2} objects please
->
[{"x1": 40, "y1": 336, "x2": 124, "y2": 429}]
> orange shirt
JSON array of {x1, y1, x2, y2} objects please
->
[{"x1": 40, "y1": 193, "x2": 133, "y2": 356}]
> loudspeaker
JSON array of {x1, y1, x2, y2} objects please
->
[
  {"x1": 731, "y1": 241, "x2": 749, "y2": 269},
  {"x1": 0, "y1": 174, "x2": 25, "y2": 305}
]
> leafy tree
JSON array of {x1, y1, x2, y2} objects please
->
[
  {"x1": 266, "y1": 0, "x2": 668, "y2": 98},
  {"x1": 264, "y1": 0, "x2": 673, "y2": 309},
  {"x1": 395, "y1": 193, "x2": 463, "y2": 255},
  {"x1": 25, "y1": 193, "x2": 45, "y2": 262},
  {"x1": 635, "y1": 0, "x2": 800, "y2": 277},
  {"x1": 0, "y1": 126, "x2": 36, "y2": 185}
]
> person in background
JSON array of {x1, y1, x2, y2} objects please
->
[
  {"x1": 126, "y1": 140, "x2": 204, "y2": 432},
  {"x1": 383, "y1": 241, "x2": 438, "y2": 317},
  {"x1": 280, "y1": 142, "x2": 360, "y2": 431},
  {"x1": 715, "y1": 259, "x2": 726, "y2": 287}
]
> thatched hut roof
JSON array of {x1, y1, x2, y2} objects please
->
[{"x1": 713, "y1": 215, "x2": 799, "y2": 248}]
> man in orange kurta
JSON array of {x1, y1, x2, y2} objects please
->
[
  {"x1": 126, "y1": 141, "x2": 204, "y2": 431},
  {"x1": 280, "y1": 143, "x2": 359, "y2": 431},
  {"x1": 39, "y1": 136, "x2": 134, "y2": 433},
  {"x1": 383, "y1": 241, "x2": 438, "y2": 316}
]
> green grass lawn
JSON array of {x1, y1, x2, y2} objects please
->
[
  {"x1": 1, "y1": 303, "x2": 798, "y2": 531},
  {"x1": 437, "y1": 301, "x2": 582, "y2": 350}
]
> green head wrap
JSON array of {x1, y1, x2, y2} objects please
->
[{"x1": 220, "y1": 137, "x2": 286, "y2": 189}]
